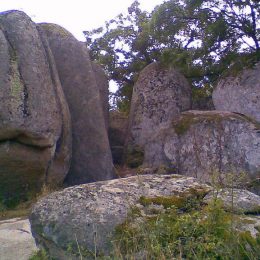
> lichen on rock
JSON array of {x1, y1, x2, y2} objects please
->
[
  {"x1": 144, "y1": 110, "x2": 260, "y2": 191},
  {"x1": 213, "y1": 61, "x2": 260, "y2": 123},
  {"x1": 29, "y1": 175, "x2": 211, "y2": 258}
]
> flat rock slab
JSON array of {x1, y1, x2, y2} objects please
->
[{"x1": 0, "y1": 218, "x2": 37, "y2": 260}]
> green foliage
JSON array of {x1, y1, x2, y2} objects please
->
[
  {"x1": 138, "y1": 187, "x2": 208, "y2": 211},
  {"x1": 172, "y1": 111, "x2": 256, "y2": 135},
  {"x1": 85, "y1": 0, "x2": 260, "y2": 112},
  {"x1": 84, "y1": 1, "x2": 155, "y2": 111},
  {"x1": 0, "y1": 184, "x2": 59, "y2": 220},
  {"x1": 125, "y1": 145, "x2": 144, "y2": 168},
  {"x1": 0, "y1": 194, "x2": 23, "y2": 210},
  {"x1": 29, "y1": 249, "x2": 51, "y2": 260},
  {"x1": 112, "y1": 199, "x2": 260, "y2": 259}
]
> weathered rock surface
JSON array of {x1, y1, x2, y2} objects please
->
[
  {"x1": 91, "y1": 62, "x2": 109, "y2": 131},
  {"x1": 236, "y1": 215, "x2": 260, "y2": 238},
  {"x1": 144, "y1": 111, "x2": 260, "y2": 190},
  {"x1": 30, "y1": 175, "x2": 210, "y2": 258},
  {"x1": 213, "y1": 62, "x2": 260, "y2": 122},
  {"x1": 0, "y1": 11, "x2": 71, "y2": 201},
  {"x1": 126, "y1": 62, "x2": 191, "y2": 166},
  {"x1": 0, "y1": 218, "x2": 37, "y2": 260},
  {"x1": 37, "y1": 25, "x2": 72, "y2": 185},
  {"x1": 109, "y1": 111, "x2": 129, "y2": 164},
  {"x1": 80, "y1": 42, "x2": 109, "y2": 131},
  {"x1": 40, "y1": 23, "x2": 115, "y2": 184},
  {"x1": 204, "y1": 189, "x2": 260, "y2": 214}
]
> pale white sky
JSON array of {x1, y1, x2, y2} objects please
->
[{"x1": 0, "y1": 0, "x2": 164, "y2": 41}]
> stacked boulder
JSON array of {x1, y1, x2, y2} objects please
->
[
  {"x1": 0, "y1": 10, "x2": 115, "y2": 203},
  {"x1": 144, "y1": 111, "x2": 260, "y2": 184},
  {"x1": 125, "y1": 62, "x2": 192, "y2": 167},
  {"x1": 213, "y1": 63, "x2": 260, "y2": 123},
  {"x1": 26, "y1": 14, "x2": 260, "y2": 259},
  {"x1": 125, "y1": 61, "x2": 260, "y2": 192}
]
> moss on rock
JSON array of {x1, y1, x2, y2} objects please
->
[
  {"x1": 8, "y1": 45, "x2": 24, "y2": 113},
  {"x1": 126, "y1": 145, "x2": 144, "y2": 168},
  {"x1": 139, "y1": 187, "x2": 209, "y2": 211},
  {"x1": 173, "y1": 111, "x2": 260, "y2": 135},
  {"x1": 39, "y1": 23, "x2": 74, "y2": 38}
]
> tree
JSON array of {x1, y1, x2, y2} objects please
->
[
  {"x1": 84, "y1": 0, "x2": 260, "y2": 112},
  {"x1": 151, "y1": 0, "x2": 260, "y2": 83},
  {"x1": 84, "y1": 1, "x2": 157, "y2": 111}
]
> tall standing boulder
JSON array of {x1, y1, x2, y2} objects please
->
[
  {"x1": 39, "y1": 23, "x2": 115, "y2": 184},
  {"x1": 213, "y1": 62, "x2": 260, "y2": 122},
  {"x1": 0, "y1": 11, "x2": 71, "y2": 203},
  {"x1": 125, "y1": 62, "x2": 192, "y2": 167},
  {"x1": 37, "y1": 26, "x2": 72, "y2": 185},
  {"x1": 91, "y1": 62, "x2": 110, "y2": 131},
  {"x1": 80, "y1": 42, "x2": 110, "y2": 131},
  {"x1": 144, "y1": 111, "x2": 260, "y2": 191}
]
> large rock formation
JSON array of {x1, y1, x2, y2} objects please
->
[
  {"x1": 213, "y1": 62, "x2": 260, "y2": 122},
  {"x1": 144, "y1": 111, "x2": 260, "y2": 189},
  {"x1": 30, "y1": 175, "x2": 211, "y2": 258},
  {"x1": 39, "y1": 23, "x2": 115, "y2": 185},
  {"x1": 125, "y1": 62, "x2": 191, "y2": 167},
  {"x1": 0, "y1": 11, "x2": 71, "y2": 203}
]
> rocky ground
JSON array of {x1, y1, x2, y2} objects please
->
[{"x1": 0, "y1": 218, "x2": 37, "y2": 260}]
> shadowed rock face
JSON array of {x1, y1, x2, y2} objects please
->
[
  {"x1": 125, "y1": 62, "x2": 192, "y2": 165},
  {"x1": 39, "y1": 23, "x2": 115, "y2": 185},
  {"x1": 0, "y1": 11, "x2": 72, "y2": 201},
  {"x1": 144, "y1": 110, "x2": 260, "y2": 191},
  {"x1": 109, "y1": 111, "x2": 129, "y2": 164},
  {"x1": 213, "y1": 62, "x2": 260, "y2": 123},
  {"x1": 91, "y1": 62, "x2": 110, "y2": 131}
]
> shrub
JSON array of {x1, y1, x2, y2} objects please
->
[{"x1": 112, "y1": 199, "x2": 260, "y2": 259}]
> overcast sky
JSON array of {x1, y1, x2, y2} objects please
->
[{"x1": 0, "y1": 0, "x2": 164, "y2": 41}]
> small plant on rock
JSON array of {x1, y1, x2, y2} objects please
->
[{"x1": 111, "y1": 195, "x2": 260, "y2": 259}]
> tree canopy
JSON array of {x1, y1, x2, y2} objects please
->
[{"x1": 84, "y1": 0, "x2": 260, "y2": 112}]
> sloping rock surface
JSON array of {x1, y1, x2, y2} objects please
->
[
  {"x1": 144, "y1": 111, "x2": 260, "y2": 189},
  {"x1": 204, "y1": 188, "x2": 260, "y2": 213},
  {"x1": 0, "y1": 11, "x2": 71, "y2": 201},
  {"x1": 0, "y1": 218, "x2": 37, "y2": 260},
  {"x1": 213, "y1": 62, "x2": 260, "y2": 122},
  {"x1": 30, "y1": 175, "x2": 210, "y2": 258},
  {"x1": 40, "y1": 23, "x2": 115, "y2": 184},
  {"x1": 126, "y1": 62, "x2": 191, "y2": 151}
]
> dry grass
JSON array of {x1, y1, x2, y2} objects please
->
[{"x1": 0, "y1": 184, "x2": 60, "y2": 221}]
